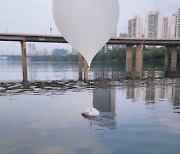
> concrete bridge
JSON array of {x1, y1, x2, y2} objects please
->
[
  {"x1": 0, "y1": 33, "x2": 180, "y2": 45},
  {"x1": 0, "y1": 33, "x2": 180, "y2": 81}
]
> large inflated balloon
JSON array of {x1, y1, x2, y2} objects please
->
[{"x1": 53, "y1": 0, "x2": 119, "y2": 67}]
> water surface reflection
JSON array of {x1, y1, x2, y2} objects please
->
[{"x1": 0, "y1": 62, "x2": 180, "y2": 154}]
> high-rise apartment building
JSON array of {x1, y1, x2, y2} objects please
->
[
  {"x1": 128, "y1": 15, "x2": 142, "y2": 38},
  {"x1": 169, "y1": 14, "x2": 177, "y2": 38},
  {"x1": 145, "y1": 11, "x2": 163, "y2": 38},
  {"x1": 169, "y1": 8, "x2": 180, "y2": 38},
  {"x1": 162, "y1": 17, "x2": 168, "y2": 38},
  {"x1": 178, "y1": 8, "x2": 180, "y2": 38}
]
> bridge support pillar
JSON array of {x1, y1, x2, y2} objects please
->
[
  {"x1": 165, "y1": 47, "x2": 170, "y2": 72},
  {"x1": 78, "y1": 53, "x2": 83, "y2": 80},
  {"x1": 21, "y1": 40, "x2": 28, "y2": 83},
  {"x1": 171, "y1": 46, "x2": 177, "y2": 73},
  {"x1": 84, "y1": 59, "x2": 89, "y2": 82},
  {"x1": 135, "y1": 45, "x2": 143, "y2": 79},
  {"x1": 126, "y1": 45, "x2": 133, "y2": 78}
]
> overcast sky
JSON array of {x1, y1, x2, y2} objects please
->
[{"x1": 0, "y1": 0, "x2": 179, "y2": 54}]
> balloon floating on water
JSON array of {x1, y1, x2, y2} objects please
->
[
  {"x1": 82, "y1": 107, "x2": 100, "y2": 117},
  {"x1": 53, "y1": 0, "x2": 119, "y2": 68}
]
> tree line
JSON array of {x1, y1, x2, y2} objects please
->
[{"x1": 4, "y1": 47, "x2": 180, "y2": 63}]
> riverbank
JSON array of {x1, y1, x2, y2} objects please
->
[{"x1": 1, "y1": 47, "x2": 180, "y2": 63}]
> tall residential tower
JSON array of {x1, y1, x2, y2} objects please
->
[
  {"x1": 145, "y1": 11, "x2": 163, "y2": 38},
  {"x1": 128, "y1": 15, "x2": 142, "y2": 38},
  {"x1": 169, "y1": 8, "x2": 180, "y2": 38},
  {"x1": 163, "y1": 17, "x2": 168, "y2": 38}
]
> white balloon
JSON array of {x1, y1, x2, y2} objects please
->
[
  {"x1": 53, "y1": 0, "x2": 119, "y2": 67},
  {"x1": 82, "y1": 107, "x2": 100, "y2": 117}
]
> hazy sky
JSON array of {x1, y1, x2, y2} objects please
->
[{"x1": 0, "y1": 0, "x2": 179, "y2": 54}]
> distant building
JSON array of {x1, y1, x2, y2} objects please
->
[
  {"x1": 71, "y1": 48, "x2": 78, "y2": 55},
  {"x1": 100, "y1": 45, "x2": 108, "y2": 53},
  {"x1": 101, "y1": 44, "x2": 120, "y2": 53},
  {"x1": 37, "y1": 48, "x2": 48, "y2": 55},
  {"x1": 118, "y1": 33, "x2": 127, "y2": 48},
  {"x1": 28, "y1": 43, "x2": 36, "y2": 55},
  {"x1": 169, "y1": 8, "x2": 180, "y2": 38},
  {"x1": 169, "y1": 13, "x2": 177, "y2": 38},
  {"x1": 128, "y1": 15, "x2": 142, "y2": 38},
  {"x1": 145, "y1": 11, "x2": 163, "y2": 38},
  {"x1": 66, "y1": 49, "x2": 71, "y2": 55},
  {"x1": 102, "y1": 26, "x2": 119, "y2": 52},
  {"x1": 119, "y1": 33, "x2": 128, "y2": 38},
  {"x1": 52, "y1": 49, "x2": 67, "y2": 56},
  {"x1": 162, "y1": 17, "x2": 168, "y2": 38},
  {"x1": 177, "y1": 8, "x2": 180, "y2": 38}
]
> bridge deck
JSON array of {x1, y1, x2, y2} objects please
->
[{"x1": 0, "y1": 33, "x2": 180, "y2": 46}]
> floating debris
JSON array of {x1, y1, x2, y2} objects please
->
[{"x1": 82, "y1": 107, "x2": 100, "y2": 117}]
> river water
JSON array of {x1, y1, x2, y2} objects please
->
[{"x1": 0, "y1": 61, "x2": 180, "y2": 154}]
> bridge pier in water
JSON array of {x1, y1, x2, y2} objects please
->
[
  {"x1": 78, "y1": 53, "x2": 89, "y2": 81},
  {"x1": 171, "y1": 46, "x2": 177, "y2": 73},
  {"x1": 78, "y1": 53, "x2": 83, "y2": 80},
  {"x1": 135, "y1": 45, "x2": 143, "y2": 79},
  {"x1": 126, "y1": 45, "x2": 133, "y2": 78},
  {"x1": 164, "y1": 46, "x2": 178, "y2": 76},
  {"x1": 165, "y1": 47, "x2": 170, "y2": 73},
  {"x1": 84, "y1": 59, "x2": 89, "y2": 82},
  {"x1": 21, "y1": 40, "x2": 28, "y2": 83},
  {"x1": 1, "y1": 33, "x2": 179, "y2": 81}
]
